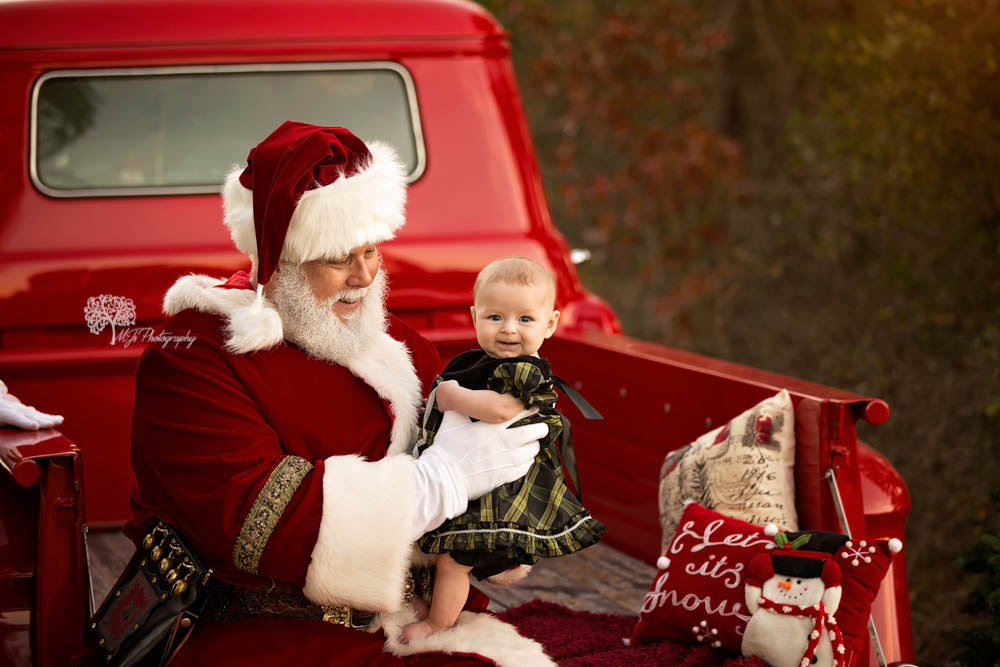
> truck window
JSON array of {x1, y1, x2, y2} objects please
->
[{"x1": 30, "y1": 63, "x2": 425, "y2": 197}]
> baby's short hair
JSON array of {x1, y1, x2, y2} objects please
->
[{"x1": 474, "y1": 256, "x2": 556, "y2": 305}]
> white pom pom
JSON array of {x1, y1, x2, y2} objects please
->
[
  {"x1": 224, "y1": 298, "x2": 284, "y2": 354},
  {"x1": 657, "y1": 556, "x2": 671, "y2": 570},
  {"x1": 712, "y1": 641, "x2": 722, "y2": 648},
  {"x1": 622, "y1": 638, "x2": 631, "y2": 647},
  {"x1": 888, "y1": 538, "x2": 903, "y2": 553},
  {"x1": 764, "y1": 523, "x2": 779, "y2": 537}
]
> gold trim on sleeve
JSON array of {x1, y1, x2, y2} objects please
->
[{"x1": 233, "y1": 455, "x2": 314, "y2": 574}]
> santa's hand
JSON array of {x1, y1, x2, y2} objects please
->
[
  {"x1": 408, "y1": 410, "x2": 544, "y2": 540},
  {"x1": 0, "y1": 380, "x2": 64, "y2": 430}
]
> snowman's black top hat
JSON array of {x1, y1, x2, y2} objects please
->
[
  {"x1": 770, "y1": 529, "x2": 849, "y2": 582},
  {"x1": 772, "y1": 552, "x2": 829, "y2": 579}
]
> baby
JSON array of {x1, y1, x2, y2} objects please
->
[{"x1": 402, "y1": 256, "x2": 605, "y2": 642}]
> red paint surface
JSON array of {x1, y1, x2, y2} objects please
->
[
  {"x1": 0, "y1": 0, "x2": 910, "y2": 664},
  {"x1": 0, "y1": 431, "x2": 90, "y2": 666}
]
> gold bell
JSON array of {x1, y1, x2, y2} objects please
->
[
  {"x1": 171, "y1": 580, "x2": 188, "y2": 597},
  {"x1": 142, "y1": 534, "x2": 155, "y2": 550},
  {"x1": 159, "y1": 559, "x2": 173, "y2": 574},
  {"x1": 165, "y1": 569, "x2": 178, "y2": 584},
  {"x1": 151, "y1": 546, "x2": 163, "y2": 561}
]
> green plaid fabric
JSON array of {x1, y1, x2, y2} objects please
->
[{"x1": 416, "y1": 356, "x2": 604, "y2": 579}]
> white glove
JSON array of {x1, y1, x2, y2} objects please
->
[
  {"x1": 408, "y1": 409, "x2": 545, "y2": 540},
  {"x1": 0, "y1": 380, "x2": 64, "y2": 430}
]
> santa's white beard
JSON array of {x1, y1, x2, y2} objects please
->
[{"x1": 270, "y1": 263, "x2": 388, "y2": 364}]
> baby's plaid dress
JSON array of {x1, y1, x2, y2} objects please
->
[{"x1": 415, "y1": 349, "x2": 605, "y2": 579}]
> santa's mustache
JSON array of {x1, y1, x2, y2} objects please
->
[{"x1": 329, "y1": 285, "x2": 371, "y2": 306}]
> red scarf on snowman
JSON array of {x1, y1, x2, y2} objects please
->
[{"x1": 754, "y1": 595, "x2": 847, "y2": 667}]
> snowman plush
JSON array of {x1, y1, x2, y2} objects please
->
[{"x1": 741, "y1": 528, "x2": 848, "y2": 667}]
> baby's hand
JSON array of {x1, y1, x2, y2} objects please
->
[{"x1": 434, "y1": 380, "x2": 461, "y2": 412}]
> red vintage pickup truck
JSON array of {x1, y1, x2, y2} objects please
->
[{"x1": 0, "y1": 1, "x2": 913, "y2": 665}]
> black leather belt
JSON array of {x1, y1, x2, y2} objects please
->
[
  {"x1": 202, "y1": 580, "x2": 374, "y2": 629},
  {"x1": 202, "y1": 567, "x2": 431, "y2": 630}
]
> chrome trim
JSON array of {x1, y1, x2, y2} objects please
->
[
  {"x1": 29, "y1": 61, "x2": 427, "y2": 198},
  {"x1": 824, "y1": 467, "x2": 851, "y2": 537},
  {"x1": 82, "y1": 523, "x2": 96, "y2": 615}
]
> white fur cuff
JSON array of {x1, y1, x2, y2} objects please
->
[{"x1": 304, "y1": 454, "x2": 417, "y2": 611}]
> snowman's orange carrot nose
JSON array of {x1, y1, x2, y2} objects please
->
[{"x1": 779, "y1": 581, "x2": 793, "y2": 590}]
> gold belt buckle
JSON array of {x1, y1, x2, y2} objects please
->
[
  {"x1": 321, "y1": 604, "x2": 353, "y2": 627},
  {"x1": 320, "y1": 570, "x2": 418, "y2": 630}
]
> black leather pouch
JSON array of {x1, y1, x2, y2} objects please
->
[{"x1": 90, "y1": 521, "x2": 212, "y2": 666}]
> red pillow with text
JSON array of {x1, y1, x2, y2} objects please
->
[
  {"x1": 630, "y1": 502, "x2": 775, "y2": 653},
  {"x1": 630, "y1": 502, "x2": 902, "y2": 665}
]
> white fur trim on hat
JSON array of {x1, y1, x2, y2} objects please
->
[
  {"x1": 222, "y1": 141, "x2": 407, "y2": 277},
  {"x1": 304, "y1": 454, "x2": 417, "y2": 611}
]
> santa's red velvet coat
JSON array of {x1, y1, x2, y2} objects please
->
[{"x1": 125, "y1": 274, "x2": 553, "y2": 666}]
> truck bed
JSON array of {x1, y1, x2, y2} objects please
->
[
  {"x1": 86, "y1": 530, "x2": 657, "y2": 618},
  {"x1": 4, "y1": 330, "x2": 910, "y2": 666}
]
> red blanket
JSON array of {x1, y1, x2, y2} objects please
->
[{"x1": 499, "y1": 600, "x2": 765, "y2": 666}]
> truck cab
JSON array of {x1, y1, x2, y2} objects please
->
[{"x1": 0, "y1": 1, "x2": 912, "y2": 665}]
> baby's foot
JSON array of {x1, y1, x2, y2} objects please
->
[
  {"x1": 411, "y1": 596, "x2": 430, "y2": 621},
  {"x1": 401, "y1": 619, "x2": 444, "y2": 643}
]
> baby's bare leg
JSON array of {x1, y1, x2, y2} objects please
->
[{"x1": 401, "y1": 554, "x2": 471, "y2": 642}]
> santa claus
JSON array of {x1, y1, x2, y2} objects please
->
[{"x1": 125, "y1": 121, "x2": 553, "y2": 665}]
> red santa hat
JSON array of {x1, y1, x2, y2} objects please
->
[
  {"x1": 203, "y1": 122, "x2": 406, "y2": 352},
  {"x1": 222, "y1": 121, "x2": 407, "y2": 287}
]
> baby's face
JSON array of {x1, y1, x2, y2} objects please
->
[{"x1": 471, "y1": 281, "x2": 560, "y2": 359}]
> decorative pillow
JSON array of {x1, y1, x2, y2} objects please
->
[
  {"x1": 658, "y1": 389, "x2": 798, "y2": 552},
  {"x1": 632, "y1": 502, "x2": 902, "y2": 667},
  {"x1": 631, "y1": 502, "x2": 775, "y2": 652}
]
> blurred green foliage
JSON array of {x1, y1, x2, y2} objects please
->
[
  {"x1": 957, "y1": 487, "x2": 1000, "y2": 667},
  {"x1": 478, "y1": 0, "x2": 1000, "y2": 663}
]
